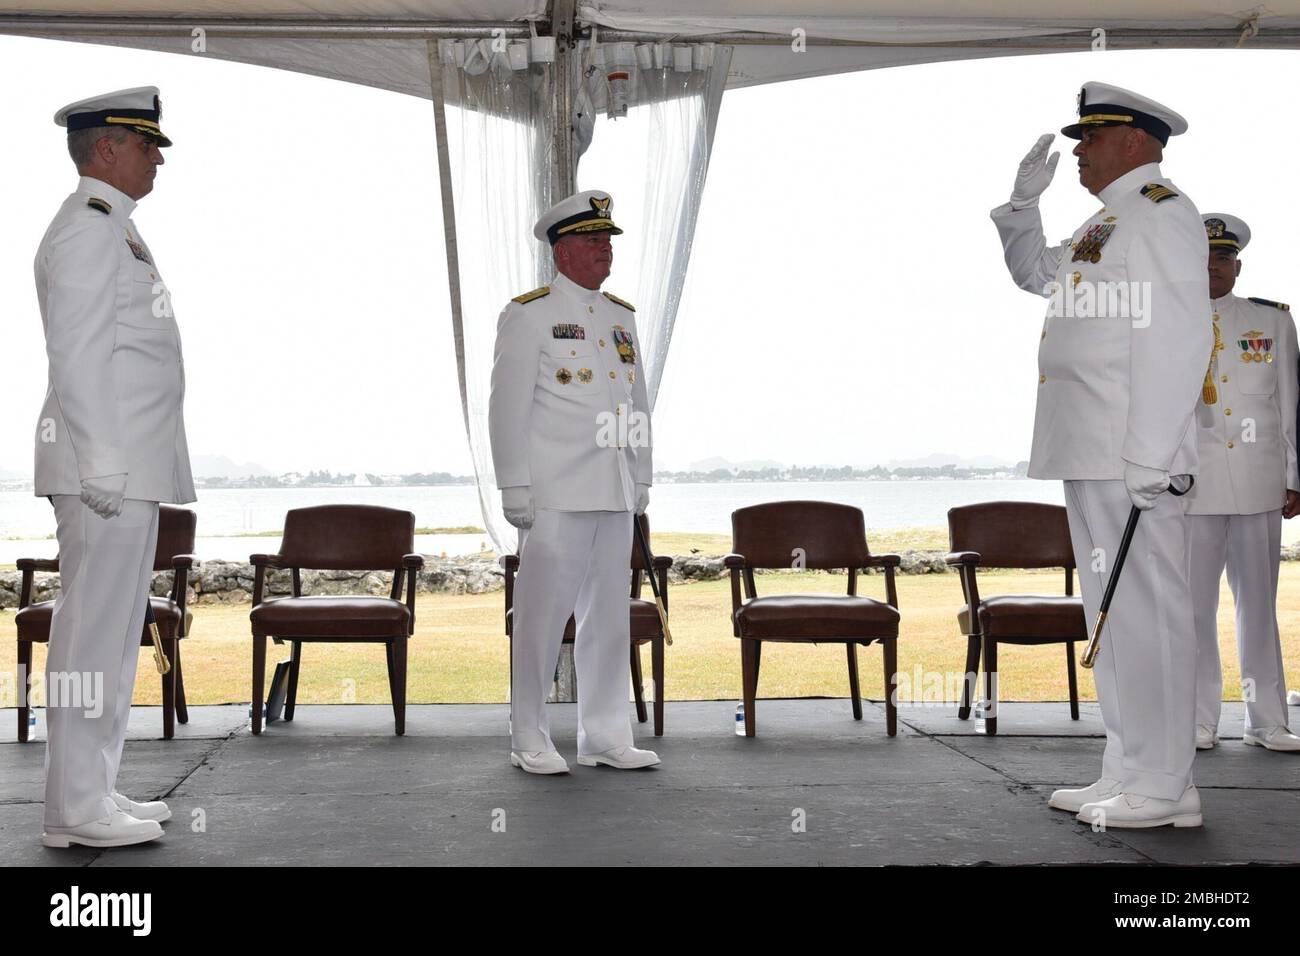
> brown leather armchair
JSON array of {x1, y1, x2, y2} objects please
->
[
  {"x1": 15, "y1": 504, "x2": 197, "y2": 741},
  {"x1": 249, "y1": 504, "x2": 422, "y2": 736},
  {"x1": 726, "y1": 501, "x2": 901, "y2": 738},
  {"x1": 502, "y1": 513, "x2": 671, "y2": 735},
  {"x1": 946, "y1": 501, "x2": 1085, "y2": 735}
]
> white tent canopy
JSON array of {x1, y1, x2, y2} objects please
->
[{"x1": 4, "y1": 1, "x2": 1300, "y2": 95}]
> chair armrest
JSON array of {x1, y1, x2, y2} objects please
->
[
  {"x1": 867, "y1": 553, "x2": 901, "y2": 569},
  {"x1": 171, "y1": 553, "x2": 199, "y2": 571},
  {"x1": 723, "y1": 553, "x2": 746, "y2": 569},
  {"x1": 403, "y1": 553, "x2": 425, "y2": 570},
  {"x1": 16, "y1": 558, "x2": 59, "y2": 572},
  {"x1": 652, "y1": 555, "x2": 673, "y2": 570},
  {"x1": 250, "y1": 553, "x2": 286, "y2": 569},
  {"x1": 501, "y1": 554, "x2": 520, "y2": 572},
  {"x1": 945, "y1": 550, "x2": 981, "y2": 566}
]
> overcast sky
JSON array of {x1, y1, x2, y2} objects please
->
[{"x1": 3, "y1": 36, "x2": 1298, "y2": 477}]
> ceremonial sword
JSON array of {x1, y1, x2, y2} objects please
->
[
  {"x1": 632, "y1": 517, "x2": 673, "y2": 646},
  {"x1": 144, "y1": 596, "x2": 172, "y2": 675},
  {"x1": 1080, "y1": 475, "x2": 1194, "y2": 669}
]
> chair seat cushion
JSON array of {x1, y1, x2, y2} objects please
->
[
  {"x1": 958, "y1": 595, "x2": 1085, "y2": 643},
  {"x1": 251, "y1": 595, "x2": 410, "y2": 638},
  {"x1": 16, "y1": 597, "x2": 183, "y2": 643},
  {"x1": 734, "y1": 594, "x2": 899, "y2": 640}
]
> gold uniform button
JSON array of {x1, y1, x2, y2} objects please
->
[
  {"x1": 1212, "y1": 312, "x2": 1220, "y2": 322},
  {"x1": 1221, "y1": 375, "x2": 1229, "y2": 383},
  {"x1": 1039, "y1": 374, "x2": 1047, "y2": 384},
  {"x1": 1225, "y1": 408, "x2": 1232, "y2": 415},
  {"x1": 587, "y1": 306, "x2": 594, "y2": 313},
  {"x1": 599, "y1": 339, "x2": 606, "y2": 347},
  {"x1": 609, "y1": 371, "x2": 616, "y2": 379},
  {"x1": 615, "y1": 406, "x2": 622, "y2": 415},
  {"x1": 1227, "y1": 441, "x2": 1235, "y2": 449},
  {"x1": 1041, "y1": 330, "x2": 1047, "y2": 340},
  {"x1": 570, "y1": 350, "x2": 576, "y2": 356}
]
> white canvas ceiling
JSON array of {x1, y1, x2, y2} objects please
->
[{"x1": 2, "y1": 1, "x2": 1299, "y2": 95}]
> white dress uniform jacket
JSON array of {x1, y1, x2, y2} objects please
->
[
  {"x1": 1187, "y1": 294, "x2": 1299, "y2": 515},
  {"x1": 991, "y1": 163, "x2": 1212, "y2": 479},
  {"x1": 33, "y1": 176, "x2": 195, "y2": 504},
  {"x1": 488, "y1": 271, "x2": 652, "y2": 511}
]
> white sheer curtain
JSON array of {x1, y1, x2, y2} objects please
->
[{"x1": 432, "y1": 36, "x2": 730, "y2": 554}]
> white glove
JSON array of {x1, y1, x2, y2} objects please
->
[
  {"x1": 501, "y1": 485, "x2": 534, "y2": 529},
  {"x1": 635, "y1": 483, "x2": 650, "y2": 516},
  {"x1": 1009, "y1": 133, "x2": 1060, "y2": 209},
  {"x1": 1123, "y1": 462, "x2": 1169, "y2": 512},
  {"x1": 80, "y1": 473, "x2": 127, "y2": 519}
]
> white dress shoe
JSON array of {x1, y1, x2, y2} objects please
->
[
  {"x1": 576, "y1": 745, "x2": 660, "y2": 769},
  {"x1": 112, "y1": 791, "x2": 172, "y2": 823},
  {"x1": 42, "y1": 808, "x2": 164, "y2": 849},
  {"x1": 510, "y1": 750, "x2": 570, "y2": 774},
  {"x1": 1048, "y1": 776, "x2": 1122, "y2": 812},
  {"x1": 1288, "y1": 690, "x2": 1300, "y2": 706},
  {"x1": 1195, "y1": 724, "x2": 1219, "y2": 750},
  {"x1": 1244, "y1": 726, "x2": 1300, "y2": 752},
  {"x1": 1077, "y1": 786, "x2": 1202, "y2": 829}
]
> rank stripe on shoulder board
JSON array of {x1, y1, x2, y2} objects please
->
[
  {"x1": 512, "y1": 286, "x2": 551, "y2": 304},
  {"x1": 1140, "y1": 183, "x2": 1178, "y2": 204},
  {"x1": 1248, "y1": 297, "x2": 1291, "y2": 311},
  {"x1": 86, "y1": 197, "x2": 112, "y2": 215},
  {"x1": 602, "y1": 291, "x2": 635, "y2": 312}
]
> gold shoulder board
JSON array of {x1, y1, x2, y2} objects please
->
[
  {"x1": 1139, "y1": 183, "x2": 1178, "y2": 204},
  {"x1": 86, "y1": 197, "x2": 112, "y2": 215},
  {"x1": 512, "y1": 286, "x2": 551, "y2": 304},
  {"x1": 1248, "y1": 297, "x2": 1291, "y2": 312},
  {"x1": 602, "y1": 291, "x2": 635, "y2": 312}
]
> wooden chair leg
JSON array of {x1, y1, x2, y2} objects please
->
[
  {"x1": 17, "y1": 641, "x2": 32, "y2": 743},
  {"x1": 741, "y1": 638, "x2": 760, "y2": 738},
  {"x1": 652, "y1": 634, "x2": 665, "y2": 737},
  {"x1": 285, "y1": 640, "x2": 303, "y2": 721},
  {"x1": 251, "y1": 632, "x2": 266, "y2": 735},
  {"x1": 883, "y1": 638, "x2": 898, "y2": 737},
  {"x1": 390, "y1": 634, "x2": 408, "y2": 736},
  {"x1": 630, "y1": 643, "x2": 648, "y2": 724},
  {"x1": 957, "y1": 634, "x2": 980, "y2": 720},
  {"x1": 161, "y1": 637, "x2": 176, "y2": 740},
  {"x1": 981, "y1": 636, "x2": 998, "y2": 735},
  {"x1": 846, "y1": 642, "x2": 863, "y2": 720},
  {"x1": 174, "y1": 643, "x2": 189, "y2": 724},
  {"x1": 1066, "y1": 641, "x2": 1080, "y2": 720}
]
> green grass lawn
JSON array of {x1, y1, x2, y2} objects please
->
[{"x1": 6, "y1": 557, "x2": 1299, "y2": 708}]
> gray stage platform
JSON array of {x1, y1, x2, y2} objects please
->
[{"x1": 2, "y1": 700, "x2": 1297, "y2": 866}]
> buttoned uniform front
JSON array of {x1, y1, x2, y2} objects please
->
[
  {"x1": 992, "y1": 162, "x2": 1212, "y2": 802},
  {"x1": 488, "y1": 271, "x2": 653, "y2": 756},
  {"x1": 34, "y1": 176, "x2": 195, "y2": 503},
  {"x1": 33, "y1": 175, "x2": 194, "y2": 832},
  {"x1": 1188, "y1": 292, "x2": 1298, "y2": 733}
]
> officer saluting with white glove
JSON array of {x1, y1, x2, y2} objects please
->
[
  {"x1": 1187, "y1": 213, "x2": 1300, "y2": 752},
  {"x1": 35, "y1": 88, "x2": 195, "y2": 848},
  {"x1": 489, "y1": 190, "x2": 659, "y2": 774},
  {"x1": 991, "y1": 83, "x2": 1212, "y2": 828}
]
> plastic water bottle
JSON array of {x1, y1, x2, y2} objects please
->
[{"x1": 734, "y1": 702, "x2": 745, "y2": 735}]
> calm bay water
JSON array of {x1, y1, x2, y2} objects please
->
[{"x1": 1, "y1": 478, "x2": 1062, "y2": 542}]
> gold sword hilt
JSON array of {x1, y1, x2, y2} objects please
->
[
  {"x1": 654, "y1": 597, "x2": 673, "y2": 647},
  {"x1": 1080, "y1": 610, "x2": 1106, "y2": 669},
  {"x1": 149, "y1": 620, "x2": 172, "y2": 675}
]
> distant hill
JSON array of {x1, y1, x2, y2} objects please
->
[
  {"x1": 881, "y1": 453, "x2": 1015, "y2": 470},
  {"x1": 688, "y1": 457, "x2": 786, "y2": 473}
]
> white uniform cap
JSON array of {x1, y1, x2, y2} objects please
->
[
  {"x1": 1203, "y1": 213, "x2": 1250, "y2": 252},
  {"x1": 534, "y1": 189, "x2": 623, "y2": 245},
  {"x1": 54, "y1": 85, "x2": 172, "y2": 147},
  {"x1": 1062, "y1": 81, "x2": 1187, "y2": 146}
]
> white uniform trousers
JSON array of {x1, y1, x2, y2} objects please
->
[
  {"x1": 1064, "y1": 479, "x2": 1196, "y2": 800},
  {"x1": 510, "y1": 509, "x2": 635, "y2": 755},
  {"x1": 44, "y1": 495, "x2": 159, "y2": 828},
  {"x1": 1189, "y1": 510, "x2": 1289, "y2": 731}
]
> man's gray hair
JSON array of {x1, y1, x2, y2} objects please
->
[{"x1": 67, "y1": 125, "x2": 129, "y2": 168}]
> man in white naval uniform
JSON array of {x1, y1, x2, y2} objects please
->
[
  {"x1": 489, "y1": 190, "x2": 659, "y2": 774},
  {"x1": 991, "y1": 83, "x2": 1212, "y2": 827},
  {"x1": 35, "y1": 88, "x2": 195, "y2": 847},
  {"x1": 1188, "y1": 213, "x2": 1300, "y2": 752}
]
